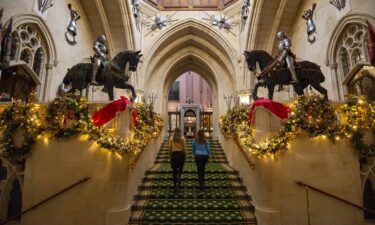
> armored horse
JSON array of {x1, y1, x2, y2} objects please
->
[
  {"x1": 62, "y1": 50, "x2": 142, "y2": 102},
  {"x1": 243, "y1": 50, "x2": 328, "y2": 101}
]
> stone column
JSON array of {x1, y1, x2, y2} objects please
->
[
  {"x1": 113, "y1": 107, "x2": 134, "y2": 139},
  {"x1": 42, "y1": 63, "x2": 54, "y2": 102},
  {"x1": 329, "y1": 63, "x2": 341, "y2": 101}
]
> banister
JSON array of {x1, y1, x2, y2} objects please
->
[
  {"x1": 296, "y1": 180, "x2": 375, "y2": 215},
  {"x1": 0, "y1": 177, "x2": 91, "y2": 225},
  {"x1": 220, "y1": 127, "x2": 255, "y2": 169},
  {"x1": 130, "y1": 130, "x2": 163, "y2": 169}
]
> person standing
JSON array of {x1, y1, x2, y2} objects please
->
[
  {"x1": 192, "y1": 129, "x2": 211, "y2": 190},
  {"x1": 169, "y1": 128, "x2": 186, "y2": 190}
]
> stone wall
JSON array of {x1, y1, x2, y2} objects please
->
[
  {"x1": 291, "y1": 0, "x2": 375, "y2": 101},
  {"x1": 219, "y1": 107, "x2": 364, "y2": 225},
  {"x1": 1, "y1": 0, "x2": 94, "y2": 101},
  {"x1": 21, "y1": 133, "x2": 162, "y2": 225}
]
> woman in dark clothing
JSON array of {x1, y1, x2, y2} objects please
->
[
  {"x1": 169, "y1": 128, "x2": 186, "y2": 190},
  {"x1": 192, "y1": 129, "x2": 211, "y2": 190}
]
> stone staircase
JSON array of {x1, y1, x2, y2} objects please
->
[{"x1": 129, "y1": 138, "x2": 257, "y2": 224}]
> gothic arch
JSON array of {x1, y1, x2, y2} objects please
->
[
  {"x1": 142, "y1": 18, "x2": 238, "y2": 83},
  {"x1": 12, "y1": 14, "x2": 58, "y2": 66},
  {"x1": 325, "y1": 13, "x2": 375, "y2": 100},
  {"x1": 7, "y1": 14, "x2": 58, "y2": 101}
]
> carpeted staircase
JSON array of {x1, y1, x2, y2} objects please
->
[{"x1": 129, "y1": 138, "x2": 257, "y2": 224}]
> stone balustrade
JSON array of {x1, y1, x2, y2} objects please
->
[{"x1": 220, "y1": 105, "x2": 364, "y2": 225}]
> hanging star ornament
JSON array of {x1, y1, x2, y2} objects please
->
[
  {"x1": 203, "y1": 12, "x2": 238, "y2": 36},
  {"x1": 144, "y1": 12, "x2": 178, "y2": 36}
]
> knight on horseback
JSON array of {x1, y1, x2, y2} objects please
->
[
  {"x1": 91, "y1": 34, "x2": 108, "y2": 85},
  {"x1": 277, "y1": 31, "x2": 299, "y2": 84}
]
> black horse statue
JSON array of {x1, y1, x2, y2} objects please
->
[
  {"x1": 62, "y1": 50, "x2": 142, "y2": 101},
  {"x1": 243, "y1": 50, "x2": 328, "y2": 101}
]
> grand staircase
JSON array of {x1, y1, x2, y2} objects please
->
[{"x1": 129, "y1": 138, "x2": 257, "y2": 224}]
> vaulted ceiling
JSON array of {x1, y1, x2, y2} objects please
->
[
  {"x1": 248, "y1": 0, "x2": 303, "y2": 53},
  {"x1": 77, "y1": 0, "x2": 305, "y2": 57},
  {"x1": 77, "y1": 0, "x2": 136, "y2": 57}
]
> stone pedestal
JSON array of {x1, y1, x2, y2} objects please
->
[
  {"x1": 252, "y1": 107, "x2": 283, "y2": 140},
  {"x1": 113, "y1": 108, "x2": 134, "y2": 139},
  {"x1": 220, "y1": 106, "x2": 364, "y2": 225}
]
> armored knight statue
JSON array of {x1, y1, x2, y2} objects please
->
[
  {"x1": 65, "y1": 3, "x2": 80, "y2": 45},
  {"x1": 302, "y1": 3, "x2": 317, "y2": 43},
  {"x1": 277, "y1": 31, "x2": 298, "y2": 84},
  {"x1": 91, "y1": 34, "x2": 108, "y2": 85}
]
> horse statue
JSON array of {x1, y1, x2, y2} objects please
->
[
  {"x1": 62, "y1": 50, "x2": 142, "y2": 102},
  {"x1": 243, "y1": 50, "x2": 328, "y2": 101}
]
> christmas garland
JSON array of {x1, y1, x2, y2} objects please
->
[
  {"x1": 0, "y1": 93, "x2": 163, "y2": 162},
  {"x1": 45, "y1": 92, "x2": 90, "y2": 139},
  {"x1": 0, "y1": 95, "x2": 42, "y2": 162},
  {"x1": 220, "y1": 105, "x2": 249, "y2": 136},
  {"x1": 220, "y1": 95, "x2": 374, "y2": 157},
  {"x1": 88, "y1": 103, "x2": 164, "y2": 155},
  {"x1": 340, "y1": 95, "x2": 375, "y2": 157}
]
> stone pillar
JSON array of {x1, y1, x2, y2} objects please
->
[
  {"x1": 329, "y1": 63, "x2": 341, "y2": 101},
  {"x1": 252, "y1": 106, "x2": 283, "y2": 140},
  {"x1": 42, "y1": 63, "x2": 54, "y2": 102},
  {"x1": 113, "y1": 107, "x2": 134, "y2": 139}
]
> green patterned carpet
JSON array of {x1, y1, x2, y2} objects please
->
[{"x1": 129, "y1": 139, "x2": 257, "y2": 225}]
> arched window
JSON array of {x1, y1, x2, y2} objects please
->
[
  {"x1": 327, "y1": 18, "x2": 374, "y2": 101},
  {"x1": 352, "y1": 49, "x2": 365, "y2": 65},
  {"x1": 11, "y1": 24, "x2": 46, "y2": 75},
  {"x1": 33, "y1": 48, "x2": 44, "y2": 76},
  {"x1": 334, "y1": 22, "x2": 375, "y2": 101},
  {"x1": 339, "y1": 48, "x2": 350, "y2": 76},
  {"x1": 336, "y1": 23, "x2": 369, "y2": 76},
  {"x1": 1, "y1": 17, "x2": 55, "y2": 101},
  {"x1": 20, "y1": 49, "x2": 32, "y2": 65},
  {"x1": 10, "y1": 33, "x2": 19, "y2": 61}
]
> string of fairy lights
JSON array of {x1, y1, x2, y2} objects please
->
[
  {"x1": 220, "y1": 95, "x2": 375, "y2": 158},
  {"x1": 0, "y1": 93, "x2": 164, "y2": 162}
]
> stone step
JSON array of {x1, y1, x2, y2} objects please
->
[
  {"x1": 134, "y1": 189, "x2": 251, "y2": 200},
  {"x1": 129, "y1": 209, "x2": 256, "y2": 224},
  {"x1": 131, "y1": 199, "x2": 254, "y2": 211},
  {"x1": 142, "y1": 174, "x2": 242, "y2": 182},
  {"x1": 146, "y1": 163, "x2": 239, "y2": 175},
  {"x1": 138, "y1": 181, "x2": 246, "y2": 191}
]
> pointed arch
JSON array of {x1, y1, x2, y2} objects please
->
[
  {"x1": 325, "y1": 13, "x2": 375, "y2": 100},
  {"x1": 12, "y1": 14, "x2": 58, "y2": 66},
  {"x1": 143, "y1": 18, "x2": 238, "y2": 83},
  {"x1": 3, "y1": 14, "x2": 58, "y2": 101}
]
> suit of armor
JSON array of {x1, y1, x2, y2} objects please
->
[
  {"x1": 91, "y1": 35, "x2": 108, "y2": 85},
  {"x1": 277, "y1": 31, "x2": 298, "y2": 83}
]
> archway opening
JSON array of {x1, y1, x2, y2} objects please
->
[{"x1": 167, "y1": 71, "x2": 213, "y2": 138}]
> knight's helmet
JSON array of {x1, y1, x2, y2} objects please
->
[
  {"x1": 277, "y1": 31, "x2": 285, "y2": 40},
  {"x1": 96, "y1": 34, "x2": 106, "y2": 44}
]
